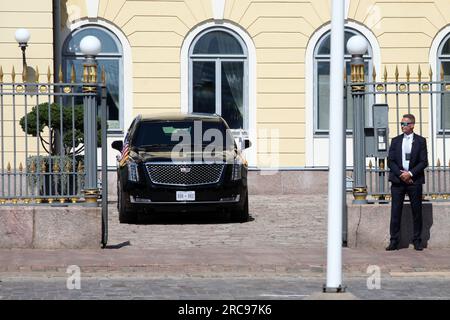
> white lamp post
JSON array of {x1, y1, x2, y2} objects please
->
[
  {"x1": 347, "y1": 36, "x2": 369, "y2": 204},
  {"x1": 325, "y1": 0, "x2": 345, "y2": 293},
  {"x1": 347, "y1": 36, "x2": 368, "y2": 57},
  {"x1": 14, "y1": 28, "x2": 31, "y2": 71},
  {"x1": 80, "y1": 35, "x2": 102, "y2": 57},
  {"x1": 79, "y1": 35, "x2": 102, "y2": 204},
  {"x1": 79, "y1": 35, "x2": 101, "y2": 85}
]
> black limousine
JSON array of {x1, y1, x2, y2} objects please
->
[{"x1": 111, "y1": 113, "x2": 251, "y2": 223}]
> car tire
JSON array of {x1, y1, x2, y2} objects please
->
[
  {"x1": 118, "y1": 183, "x2": 137, "y2": 224},
  {"x1": 231, "y1": 194, "x2": 249, "y2": 223}
]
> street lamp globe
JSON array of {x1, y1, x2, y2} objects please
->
[
  {"x1": 80, "y1": 35, "x2": 102, "y2": 56},
  {"x1": 15, "y1": 28, "x2": 31, "y2": 45},
  {"x1": 346, "y1": 35, "x2": 368, "y2": 56}
]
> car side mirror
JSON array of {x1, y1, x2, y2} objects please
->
[
  {"x1": 111, "y1": 140, "x2": 123, "y2": 151},
  {"x1": 244, "y1": 139, "x2": 252, "y2": 149}
]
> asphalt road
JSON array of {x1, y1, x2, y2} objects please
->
[{"x1": 1, "y1": 275, "x2": 449, "y2": 300}]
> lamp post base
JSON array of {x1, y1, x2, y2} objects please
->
[
  {"x1": 323, "y1": 285, "x2": 346, "y2": 293},
  {"x1": 352, "y1": 187, "x2": 368, "y2": 204},
  {"x1": 83, "y1": 189, "x2": 99, "y2": 206}
]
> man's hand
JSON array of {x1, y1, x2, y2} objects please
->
[{"x1": 400, "y1": 170, "x2": 413, "y2": 184}]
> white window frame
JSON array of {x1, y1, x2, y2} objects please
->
[
  {"x1": 305, "y1": 21, "x2": 380, "y2": 167},
  {"x1": 436, "y1": 33, "x2": 450, "y2": 134},
  {"x1": 62, "y1": 24, "x2": 124, "y2": 132},
  {"x1": 63, "y1": 19, "x2": 133, "y2": 168},
  {"x1": 181, "y1": 22, "x2": 257, "y2": 167},
  {"x1": 188, "y1": 27, "x2": 248, "y2": 130},
  {"x1": 313, "y1": 28, "x2": 373, "y2": 135}
]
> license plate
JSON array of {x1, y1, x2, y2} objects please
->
[{"x1": 176, "y1": 191, "x2": 195, "y2": 201}]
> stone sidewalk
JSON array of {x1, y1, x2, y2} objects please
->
[{"x1": 0, "y1": 246, "x2": 449, "y2": 277}]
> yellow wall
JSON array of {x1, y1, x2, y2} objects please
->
[
  {"x1": 0, "y1": 1, "x2": 53, "y2": 78},
  {"x1": 3, "y1": 0, "x2": 450, "y2": 168},
  {"x1": 0, "y1": 1, "x2": 54, "y2": 168}
]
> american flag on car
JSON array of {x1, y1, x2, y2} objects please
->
[{"x1": 119, "y1": 134, "x2": 130, "y2": 167}]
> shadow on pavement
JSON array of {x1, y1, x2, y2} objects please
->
[{"x1": 105, "y1": 241, "x2": 131, "y2": 249}]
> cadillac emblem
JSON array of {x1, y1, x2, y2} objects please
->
[{"x1": 180, "y1": 167, "x2": 191, "y2": 173}]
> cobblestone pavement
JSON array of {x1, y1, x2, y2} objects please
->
[
  {"x1": 0, "y1": 275, "x2": 449, "y2": 300},
  {"x1": 107, "y1": 195, "x2": 328, "y2": 250},
  {"x1": 2, "y1": 194, "x2": 449, "y2": 300}
]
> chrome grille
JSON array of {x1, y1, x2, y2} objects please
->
[{"x1": 145, "y1": 163, "x2": 225, "y2": 186}]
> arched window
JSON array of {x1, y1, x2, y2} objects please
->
[
  {"x1": 189, "y1": 28, "x2": 248, "y2": 130},
  {"x1": 62, "y1": 25, "x2": 123, "y2": 132},
  {"x1": 438, "y1": 34, "x2": 450, "y2": 132},
  {"x1": 314, "y1": 28, "x2": 373, "y2": 133}
]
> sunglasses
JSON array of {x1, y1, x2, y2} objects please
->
[{"x1": 401, "y1": 122, "x2": 413, "y2": 127}]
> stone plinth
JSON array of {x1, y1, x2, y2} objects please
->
[{"x1": 0, "y1": 206, "x2": 101, "y2": 249}]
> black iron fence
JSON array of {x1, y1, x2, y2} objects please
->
[
  {"x1": 0, "y1": 64, "x2": 107, "y2": 206},
  {"x1": 347, "y1": 65, "x2": 450, "y2": 202}
]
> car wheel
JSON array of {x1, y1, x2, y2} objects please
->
[
  {"x1": 231, "y1": 194, "x2": 249, "y2": 223},
  {"x1": 118, "y1": 183, "x2": 137, "y2": 224}
]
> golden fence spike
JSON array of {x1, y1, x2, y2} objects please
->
[
  {"x1": 7, "y1": 162, "x2": 11, "y2": 173},
  {"x1": 35, "y1": 65, "x2": 39, "y2": 83},
  {"x1": 437, "y1": 158, "x2": 441, "y2": 167},
  {"x1": 53, "y1": 162, "x2": 60, "y2": 172},
  {"x1": 395, "y1": 65, "x2": 399, "y2": 82},
  {"x1": 70, "y1": 63, "x2": 76, "y2": 83},
  {"x1": 19, "y1": 162, "x2": 23, "y2": 173},
  {"x1": 30, "y1": 160, "x2": 36, "y2": 173},
  {"x1": 83, "y1": 65, "x2": 89, "y2": 83},
  {"x1": 101, "y1": 66, "x2": 106, "y2": 84},
  {"x1": 350, "y1": 65, "x2": 354, "y2": 82},
  {"x1": 58, "y1": 64, "x2": 63, "y2": 83},
  {"x1": 383, "y1": 66, "x2": 388, "y2": 82},
  {"x1": 11, "y1": 66, "x2": 16, "y2": 83},
  {"x1": 372, "y1": 65, "x2": 376, "y2": 82},
  {"x1": 41, "y1": 160, "x2": 46, "y2": 173},
  {"x1": 429, "y1": 65, "x2": 433, "y2": 81},
  {"x1": 78, "y1": 161, "x2": 84, "y2": 172},
  {"x1": 65, "y1": 161, "x2": 72, "y2": 173},
  {"x1": 90, "y1": 65, "x2": 97, "y2": 83},
  {"x1": 47, "y1": 65, "x2": 51, "y2": 83},
  {"x1": 0, "y1": 66, "x2": 3, "y2": 83},
  {"x1": 406, "y1": 65, "x2": 410, "y2": 82},
  {"x1": 418, "y1": 65, "x2": 422, "y2": 82},
  {"x1": 369, "y1": 160, "x2": 373, "y2": 169},
  {"x1": 440, "y1": 63, "x2": 445, "y2": 81}
]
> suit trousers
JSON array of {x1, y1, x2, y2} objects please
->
[{"x1": 390, "y1": 183, "x2": 423, "y2": 244}]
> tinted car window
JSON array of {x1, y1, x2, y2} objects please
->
[{"x1": 132, "y1": 120, "x2": 236, "y2": 150}]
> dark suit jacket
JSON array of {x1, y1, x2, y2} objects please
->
[{"x1": 388, "y1": 133, "x2": 428, "y2": 185}]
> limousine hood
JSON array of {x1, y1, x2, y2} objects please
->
[{"x1": 134, "y1": 149, "x2": 238, "y2": 163}]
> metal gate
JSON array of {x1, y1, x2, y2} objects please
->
[
  {"x1": 0, "y1": 63, "x2": 109, "y2": 246},
  {"x1": 347, "y1": 63, "x2": 450, "y2": 202}
]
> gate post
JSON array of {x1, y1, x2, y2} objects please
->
[
  {"x1": 81, "y1": 36, "x2": 101, "y2": 205},
  {"x1": 348, "y1": 36, "x2": 368, "y2": 204}
]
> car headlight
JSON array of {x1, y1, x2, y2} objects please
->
[
  {"x1": 232, "y1": 157, "x2": 243, "y2": 181},
  {"x1": 127, "y1": 161, "x2": 139, "y2": 182}
]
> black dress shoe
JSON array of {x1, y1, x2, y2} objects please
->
[
  {"x1": 385, "y1": 242, "x2": 399, "y2": 251},
  {"x1": 414, "y1": 241, "x2": 423, "y2": 251}
]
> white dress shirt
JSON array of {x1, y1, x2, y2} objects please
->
[{"x1": 402, "y1": 133, "x2": 414, "y2": 173}]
